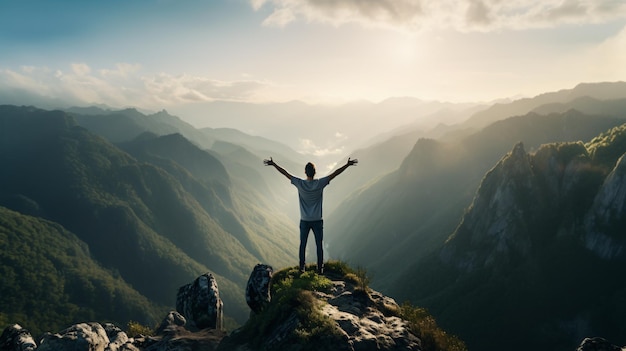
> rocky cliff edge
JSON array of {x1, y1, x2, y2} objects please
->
[{"x1": 0, "y1": 261, "x2": 465, "y2": 351}]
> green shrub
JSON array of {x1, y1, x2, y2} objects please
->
[
  {"x1": 400, "y1": 302, "x2": 467, "y2": 351},
  {"x1": 126, "y1": 320, "x2": 155, "y2": 337},
  {"x1": 323, "y1": 260, "x2": 370, "y2": 291},
  {"x1": 229, "y1": 266, "x2": 336, "y2": 348}
]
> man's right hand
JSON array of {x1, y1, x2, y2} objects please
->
[{"x1": 263, "y1": 157, "x2": 275, "y2": 166}]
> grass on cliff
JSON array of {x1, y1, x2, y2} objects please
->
[
  {"x1": 400, "y1": 302, "x2": 467, "y2": 351},
  {"x1": 221, "y1": 262, "x2": 345, "y2": 350},
  {"x1": 220, "y1": 261, "x2": 466, "y2": 351}
]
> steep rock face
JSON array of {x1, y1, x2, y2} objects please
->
[
  {"x1": 441, "y1": 141, "x2": 601, "y2": 272},
  {"x1": 406, "y1": 136, "x2": 626, "y2": 351},
  {"x1": 584, "y1": 152, "x2": 626, "y2": 259},
  {"x1": 441, "y1": 142, "x2": 536, "y2": 271}
]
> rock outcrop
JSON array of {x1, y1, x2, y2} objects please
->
[
  {"x1": 0, "y1": 324, "x2": 37, "y2": 351},
  {"x1": 319, "y1": 281, "x2": 422, "y2": 351},
  {"x1": 440, "y1": 142, "x2": 537, "y2": 271},
  {"x1": 0, "y1": 266, "x2": 435, "y2": 351},
  {"x1": 36, "y1": 322, "x2": 136, "y2": 351},
  {"x1": 245, "y1": 263, "x2": 273, "y2": 314},
  {"x1": 440, "y1": 141, "x2": 605, "y2": 272},
  {"x1": 584, "y1": 152, "x2": 626, "y2": 259},
  {"x1": 577, "y1": 337, "x2": 626, "y2": 351},
  {"x1": 176, "y1": 273, "x2": 223, "y2": 331},
  {"x1": 418, "y1": 137, "x2": 626, "y2": 351},
  {"x1": 220, "y1": 265, "x2": 424, "y2": 351},
  {"x1": 154, "y1": 311, "x2": 186, "y2": 336}
]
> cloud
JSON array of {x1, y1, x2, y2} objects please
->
[
  {"x1": 0, "y1": 63, "x2": 273, "y2": 109},
  {"x1": 298, "y1": 138, "x2": 345, "y2": 156},
  {"x1": 143, "y1": 73, "x2": 269, "y2": 104},
  {"x1": 262, "y1": 7, "x2": 297, "y2": 27},
  {"x1": 252, "y1": 0, "x2": 626, "y2": 32}
]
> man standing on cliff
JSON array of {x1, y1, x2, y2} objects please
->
[{"x1": 264, "y1": 157, "x2": 358, "y2": 274}]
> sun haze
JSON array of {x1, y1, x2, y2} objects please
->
[{"x1": 1, "y1": 0, "x2": 625, "y2": 110}]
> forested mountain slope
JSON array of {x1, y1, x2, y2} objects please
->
[
  {"x1": 0, "y1": 105, "x2": 298, "y2": 331},
  {"x1": 0, "y1": 207, "x2": 166, "y2": 336}
]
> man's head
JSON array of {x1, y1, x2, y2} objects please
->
[{"x1": 305, "y1": 162, "x2": 316, "y2": 178}]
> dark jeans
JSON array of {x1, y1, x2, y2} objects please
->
[{"x1": 299, "y1": 220, "x2": 323, "y2": 270}]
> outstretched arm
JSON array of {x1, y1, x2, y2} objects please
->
[
  {"x1": 263, "y1": 157, "x2": 293, "y2": 180},
  {"x1": 328, "y1": 157, "x2": 358, "y2": 182}
]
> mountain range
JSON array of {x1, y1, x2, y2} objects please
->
[
  {"x1": 322, "y1": 82, "x2": 626, "y2": 350},
  {"x1": 326, "y1": 109, "x2": 626, "y2": 283},
  {"x1": 2, "y1": 81, "x2": 626, "y2": 350}
]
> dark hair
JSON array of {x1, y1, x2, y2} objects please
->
[{"x1": 305, "y1": 162, "x2": 316, "y2": 177}]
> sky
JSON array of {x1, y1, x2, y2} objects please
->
[{"x1": 1, "y1": 0, "x2": 626, "y2": 110}]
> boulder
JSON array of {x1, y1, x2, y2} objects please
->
[
  {"x1": 176, "y1": 273, "x2": 223, "y2": 331},
  {"x1": 245, "y1": 264, "x2": 273, "y2": 313},
  {"x1": 102, "y1": 323, "x2": 137, "y2": 351},
  {"x1": 154, "y1": 311, "x2": 187, "y2": 336},
  {"x1": 322, "y1": 283, "x2": 422, "y2": 351},
  {"x1": 38, "y1": 322, "x2": 110, "y2": 351},
  {"x1": 577, "y1": 337, "x2": 625, "y2": 351},
  {"x1": 0, "y1": 324, "x2": 37, "y2": 351}
]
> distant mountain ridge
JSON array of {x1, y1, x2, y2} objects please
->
[
  {"x1": 462, "y1": 81, "x2": 626, "y2": 131},
  {"x1": 66, "y1": 105, "x2": 305, "y2": 223},
  {"x1": 326, "y1": 82, "x2": 626, "y2": 214}
]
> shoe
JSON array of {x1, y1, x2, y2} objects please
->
[
  {"x1": 317, "y1": 266, "x2": 324, "y2": 275},
  {"x1": 299, "y1": 266, "x2": 305, "y2": 273}
]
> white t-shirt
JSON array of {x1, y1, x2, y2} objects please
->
[{"x1": 291, "y1": 176, "x2": 330, "y2": 221}]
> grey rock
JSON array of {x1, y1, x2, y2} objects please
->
[
  {"x1": 577, "y1": 337, "x2": 625, "y2": 351},
  {"x1": 441, "y1": 141, "x2": 604, "y2": 271},
  {"x1": 225, "y1": 275, "x2": 421, "y2": 351},
  {"x1": 584, "y1": 152, "x2": 626, "y2": 259},
  {"x1": 440, "y1": 142, "x2": 536, "y2": 272},
  {"x1": 142, "y1": 328, "x2": 226, "y2": 351},
  {"x1": 0, "y1": 324, "x2": 37, "y2": 351},
  {"x1": 263, "y1": 312, "x2": 300, "y2": 350},
  {"x1": 323, "y1": 288, "x2": 421, "y2": 351},
  {"x1": 176, "y1": 273, "x2": 223, "y2": 331},
  {"x1": 155, "y1": 311, "x2": 187, "y2": 336},
  {"x1": 102, "y1": 323, "x2": 135, "y2": 351},
  {"x1": 245, "y1": 264, "x2": 273, "y2": 313},
  {"x1": 38, "y1": 322, "x2": 109, "y2": 351}
]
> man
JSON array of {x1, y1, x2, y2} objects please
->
[{"x1": 264, "y1": 157, "x2": 358, "y2": 274}]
